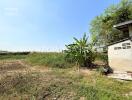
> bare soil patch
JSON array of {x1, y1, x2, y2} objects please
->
[{"x1": 0, "y1": 60, "x2": 26, "y2": 71}]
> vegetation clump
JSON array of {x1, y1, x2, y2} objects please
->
[{"x1": 65, "y1": 33, "x2": 95, "y2": 68}]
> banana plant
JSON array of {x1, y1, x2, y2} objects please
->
[{"x1": 65, "y1": 33, "x2": 95, "y2": 69}]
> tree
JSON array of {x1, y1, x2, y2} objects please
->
[
  {"x1": 90, "y1": 0, "x2": 132, "y2": 47},
  {"x1": 64, "y1": 33, "x2": 95, "y2": 69}
]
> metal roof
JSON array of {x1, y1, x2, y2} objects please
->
[
  {"x1": 107, "y1": 36, "x2": 132, "y2": 46},
  {"x1": 113, "y1": 20, "x2": 132, "y2": 30}
]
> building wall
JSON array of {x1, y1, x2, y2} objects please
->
[{"x1": 108, "y1": 40, "x2": 132, "y2": 72}]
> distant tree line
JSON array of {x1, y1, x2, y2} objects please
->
[{"x1": 0, "y1": 51, "x2": 30, "y2": 55}]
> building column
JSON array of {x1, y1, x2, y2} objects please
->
[{"x1": 129, "y1": 25, "x2": 132, "y2": 37}]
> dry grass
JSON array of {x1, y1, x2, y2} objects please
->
[{"x1": 0, "y1": 60, "x2": 132, "y2": 100}]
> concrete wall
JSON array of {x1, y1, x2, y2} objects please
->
[{"x1": 108, "y1": 40, "x2": 132, "y2": 72}]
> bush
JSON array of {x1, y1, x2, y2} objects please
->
[
  {"x1": 96, "y1": 53, "x2": 108, "y2": 64},
  {"x1": 65, "y1": 33, "x2": 95, "y2": 68}
]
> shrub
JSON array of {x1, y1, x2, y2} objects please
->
[
  {"x1": 64, "y1": 33, "x2": 95, "y2": 68},
  {"x1": 96, "y1": 53, "x2": 108, "y2": 64}
]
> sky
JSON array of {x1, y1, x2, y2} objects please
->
[{"x1": 0, "y1": 0, "x2": 121, "y2": 52}]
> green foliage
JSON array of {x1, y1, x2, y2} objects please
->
[
  {"x1": 90, "y1": 0, "x2": 132, "y2": 46},
  {"x1": 96, "y1": 53, "x2": 108, "y2": 64},
  {"x1": 26, "y1": 52, "x2": 74, "y2": 68},
  {"x1": 65, "y1": 33, "x2": 95, "y2": 67}
]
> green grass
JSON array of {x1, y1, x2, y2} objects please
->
[
  {"x1": 0, "y1": 70, "x2": 132, "y2": 100},
  {"x1": 0, "y1": 52, "x2": 75, "y2": 68},
  {"x1": 26, "y1": 52, "x2": 75, "y2": 68},
  {"x1": 0, "y1": 53, "x2": 132, "y2": 100}
]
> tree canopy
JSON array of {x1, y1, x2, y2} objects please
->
[{"x1": 90, "y1": 0, "x2": 132, "y2": 47}]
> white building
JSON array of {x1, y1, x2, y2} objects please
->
[{"x1": 108, "y1": 20, "x2": 132, "y2": 72}]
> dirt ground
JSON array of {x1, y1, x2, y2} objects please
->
[
  {"x1": 0, "y1": 60, "x2": 132, "y2": 100},
  {"x1": 0, "y1": 60, "x2": 82, "y2": 100},
  {"x1": 0, "y1": 60, "x2": 51, "y2": 75}
]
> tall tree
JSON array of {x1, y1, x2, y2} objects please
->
[{"x1": 90, "y1": 0, "x2": 132, "y2": 47}]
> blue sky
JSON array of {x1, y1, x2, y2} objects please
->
[{"x1": 0, "y1": 0, "x2": 121, "y2": 52}]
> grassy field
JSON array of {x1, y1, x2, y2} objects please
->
[
  {"x1": 0, "y1": 53, "x2": 132, "y2": 100},
  {"x1": 26, "y1": 52, "x2": 75, "y2": 68}
]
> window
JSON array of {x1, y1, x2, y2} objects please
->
[
  {"x1": 127, "y1": 46, "x2": 131, "y2": 49},
  {"x1": 122, "y1": 47, "x2": 126, "y2": 49},
  {"x1": 122, "y1": 43, "x2": 131, "y2": 46},
  {"x1": 114, "y1": 47, "x2": 117, "y2": 50},
  {"x1": 114, "y1": 47, "x2": 121, "y2": 50}
]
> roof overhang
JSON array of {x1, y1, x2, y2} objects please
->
[
  {"x1": 107, "y1": 36, "x2": 132, "y2": 47},
  {"x1": 113, "y1": 20, "x2": 132, "y2": 31}
]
